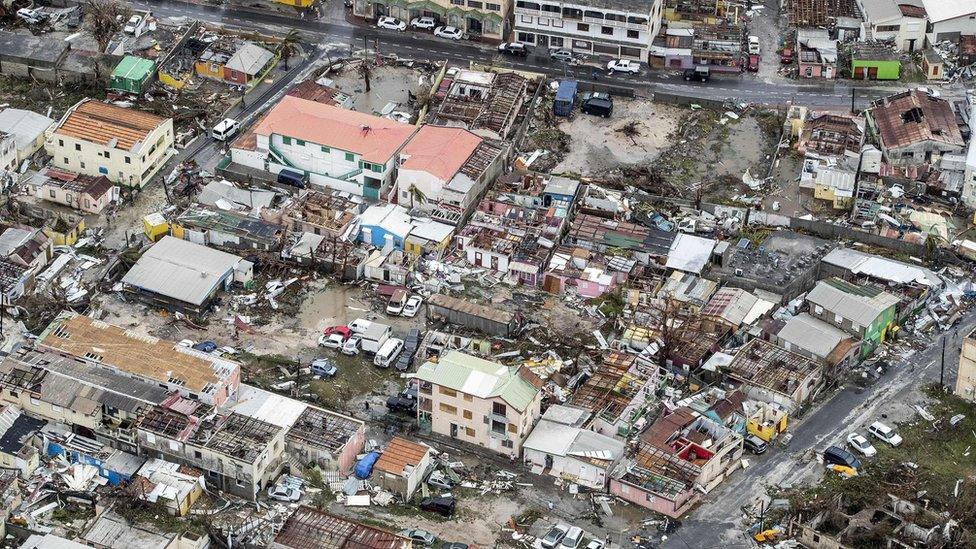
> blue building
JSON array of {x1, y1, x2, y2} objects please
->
[{"x1": 357, "y1": 204, "x2": 413, "y2": 250}]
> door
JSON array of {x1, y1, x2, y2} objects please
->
[
  {"x1": 537, "y1": 34, "x2": 549, "y2": 48},
  {"x1": 450, "y1": 423, "x2": 458, "y2": 438}
]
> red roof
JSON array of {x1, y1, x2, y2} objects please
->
[
  {"x1": 400, "y1": 125, "x2": 482, "y2": 181},
  {"x1": 254, "y1": 95, "x2": 417, "y2": 164}
]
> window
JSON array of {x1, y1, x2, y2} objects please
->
[
  {"x1": 296, "y1": 139, "x2": 305, "y2": 146},
  {"x1": 492, "y1": 402, "x2": 507, "y2": 416},
  {"x1": 577, "y1": 22, "x2": 589, "y2": 31},
  {"x1": 627, "y1": 29, "x2": 639, "y2": 39},
  {"x1": 834, "y1": 313, "x2": 843, "y2": 324},
  {"x1": 146, "y1": 433, "x2": 156, "y2": 444},
  {"x1": 49, "y1": 190, "x2": 56, "y2": 198},
  {"x1": 487, "y1": 2, "x2": 500, "y2": 9},
  {"x1": 168, "y1": 440, "x2": 180, "y2": 451},
  {"x1": 563, "y1": 7, "x2": 582, "y2": 19},
  {"x1": 63, "y1": 157, "x2": 69, "y2": 164},
  {"x1": 125, "y1": 156, "x2": 131, "y2": 164},
  {"x1": 468, "y1": 0, "x2": 482, "y2": 8},
  {"x1": 502, "y1": 439, "x2": 513, "y2": 448},
  {"x1": 876, "y1": 24, "x2": 899, "y2": 32},
  {"x1": 58, "y1": 139, "x2": 63, "y2": 147},
  {"x1": 620, "y1": 46, "x2": 641, "y2": 57},
  {"x1": 541, "y1": 3, "x2": 559, "y2": 12},
  {"x1": 371, "y1": 164, "x2": 383, "y2": 173},
  {"x1": 550, "y1": 36, "x2": 564, "y2": 46},
  {"x1": 520, "y1": 14, "x2": 533, "y2": 23},
  {"x1": 452, "y1": 0, "x2": 464, "y2": 5},
  {"x1": 29, "y1": 396, "x2": 40, "y2": 406},
  {"x1": 463, "y1": 394, "x2": 473, "y2": 402},
  {"x1": 104, "y1": 151, "x2": 110, "y2": 159},
  {"x1": 491, "y1": 420, "x2": 506, "y2": 434},
  {"x1": 439, "y1": 403, "x2": 458, "y2": 415},
  {"x1": 80, "y1": 162, "x2": 85, "y2": 169},
  {"x1": 465, "y1": 427, "x2": 475, "y2": 437},
  {"x1": 851, "y1": 322, "x2": 861, "y2": 332},
  {"x1": 345, "y1": 152, "x2": 355, "y2": 162},
  {"x1": 283, "y1": 136, "x2": 292, "y2": 145},
  {"x1": 439, "y1": 386, "x2": 457, "y2": 397},
  {"x1": 75, "y1": 143, "x2": 81, "y2": 151},
  {"x1": 601, "y1": 26, "x2": 613, "y2": 35},
  {"x1": 321, "y1": 145, "x2": 330, "y2": 153},
  {"x1": 463, "y1": 410, "x2": 473, "y2": 420}
]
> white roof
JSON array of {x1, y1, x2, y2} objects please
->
[
  {"x1": 359, "y1": 204, "x2": 413, "y2": 240},
  {"x1": 778, "y1": 313, "x2": 849, "y2": 359},
  {"x1": 198, "y1": 180, "x2": 277, "y2": 212},
  {"x1": 228, "y1": 384, "x2": 309, "y2": 428},
  {"x1": 822, "y1": 247, "x2": 941, "y2": 287},
  {"x1": 857, "y1": 0, "x2": 902, "y2": 22},
  {"x1": 0, "y1": 108, "x2": 54, "y2": 152},
  {"x1": 807, "y1": 281, "x2": 900, "y2": 326},
  {"x1": 121, "y1": 236, "x2": 242, "y2": 306},
  {"x1": 920, "y1": 0, "x2": 975, "y2": 22},
  {"x1": 0, "y1": 227, "x2": 33, "y2": 257},
  {"x1": 408, "y1": 219, "x2": 454, "y2": 243},
  {"x1": 22, "y1": 535, "x2": 91, "y2": 549},
  {"x1": 666, "y1": 233, "x2": 716, "y2": 274},
  {"x1": 225, "y1": 42, "x2": 274, "y2": 75},
  {"x1": 523, "y1": 417, "x2": 624, "y2": 461}
]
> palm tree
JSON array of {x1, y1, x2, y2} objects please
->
[
  {"x1": 407, "y1": 184, "x2": 427, "y2": 210},
  {"x1": 279, "y1": 29, "x2": 301, "y2": 70}
]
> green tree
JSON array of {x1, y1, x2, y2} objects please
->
[{"x1": 278, "y1": 29, "x2": 302, "y2": 70}]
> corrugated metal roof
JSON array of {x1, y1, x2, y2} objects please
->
[
  {"x1": 414, "y1": 351, "x2": 539, "y2": 412},
  {"x1": 807, "y1": 279, "x2": 899, "y2": 327},
  {"x1": 121, "y1": 236, "x2": 242, "y2": 306},
  {"x1": 777, "y1": 312, "x2": 850, "y2": 359}
]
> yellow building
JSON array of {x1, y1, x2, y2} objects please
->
[
  {"x1": 143, "y1": 212, "x2": 170, "y2": 242},
  {"x1": 43, "y1": 216, "x2": 85, "y2": 246},
  {"x1": 956, "y1": 328, "x2": 976, "y2": 403},
  {"x1": 46, "y1": 99, "x2": 174, "y2": 188},
  {"x1": 812, "y1": 168, "x2": 855, "y2": 210},
  {"x1": 404, "y1": 220, "x2": 454, "y2": 257}
]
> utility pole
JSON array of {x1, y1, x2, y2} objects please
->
[
  {"x1": 362, "y1": 35, "x2": 371, "y2": 92},
  {"x1": 941, "y1": 334, "x2": 947, "y2": 389},
  {"x1": 850, "y1": 87, "x2": 856, "y2": 115}
]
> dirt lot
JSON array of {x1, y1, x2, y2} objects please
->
[
  {"x1": 328, "y1": 63, "x2": 434, "y2": 116},
  {"x1": 553, "y1": 99, "x2": 684, "y2": 176}
]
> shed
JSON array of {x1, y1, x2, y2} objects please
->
[
  {"x1": 109, "y1": 56, "x2": 155, "y2": 94},
  {"x1": 553, "y1": 80, "x2": 578, "y2": 117},
  {"x1": 427, "y1": 293, "x2": 519, "y2": 336},
  {"x1": 373, "y1": 437, "x2": 433, "y2": 501}
]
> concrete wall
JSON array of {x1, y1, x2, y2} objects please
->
[{"x1": 609, "y1": 476, "x2": 699, "y2": 518}]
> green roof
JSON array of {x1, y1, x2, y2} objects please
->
[
  {"x1": 414, "y1": 351, "x2": 539, "y2": 412},
  {"x1": 111, "y1": 56, "x2": 155, "y2": 81}
]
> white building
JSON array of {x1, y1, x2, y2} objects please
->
[
  {"x1": 856, "y1": 0, "x2": 927, "y2": 51},
  {"x1": 920, "y1": 0, "x2": 976, "y2": 44},
  {"x1": 512, "y1": 0, "x2": 664, "y2": 60},
  {"x1": 522, "y1": 404, "x2": 624, "y2": 490},
  {"x1": 231, "y1": 95, "x2": 417, "y2": 200},
  {"x1": 0, "y1": 108, "x2": 54, "y2": 167}
]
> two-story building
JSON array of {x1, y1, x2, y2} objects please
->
[
  {"x1": 0, "y1": 107, "x2": 54, "y2": 166},
  {"x1": 806, "y1": 278, "x2": 899, "y2": 358},
  {"x1": 513, "y1": 0, "x2": 664, "y2": 61},
  {"x1": 355, "y1": 0, "x2": 510, "y2": 41},
  {"x1": 231, "y1": 96, "x2": 417, "y2": 200},
  {"x1": 45, "y1": 99, "x2": 174, "y2": 188},
  {"x1": 413, "y1": 351, "x2": 543, "y2": 458},
  {"x1": 855, "y1": 0, "x2": 927, "y2": 51},
  {"x1": 867, "y1": 90, "x2": 964, "y2": 166}
]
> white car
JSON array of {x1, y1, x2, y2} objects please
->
[
  {"x1": 267, "y1": 484, "x2": 302, "y2": 502},
  {"x1": 410, "y1": 16, "x2": 436, "y2": 29},
  {"x1": 540, "y1": 524, "x2": 570, "y2": 549},
  {"x1": 606, "y1": 59, "x2": 640, "y2": 74},
  {"x1": 550, "y1": 49, "x2": 574, "y2": 63},
  {"x1": 402, "y1": 295, "x2": 423, "y2": 318},
  {"x1": 585, "y1": 542, "x2": 605, "y2": 549},
  {"x1": 434, "y1": 26, "x2": 463, "y2": 40},
  {"x1": 319, "y1": 332, "x2": 346, "y2": 349},
  {"x1": 123, "y1": 14, "x2": 141, "y2": 34},
  {"x1": 748, "y1": 35, "x2": 760, "y2": 54},
  {"x1": 16, "y1": 8, "x2": 46, "y2": 24},
  {"x1": 178, "y1": 339, "x2": 195, "y2": 348},
  {"x1": 341, "y1": 334, "x2": 363, "y2": 356},
  {"x1": 916, "y1": 86, "x2": 941, "y2": 97},
  {"x1": 376, "y1": 15, "x2": 407, "y2": 31},
  {"x1": 867, "y1": 421, "x2": 903, "y2": 447},
  {"x1": 846, "y1": 432, "x2": 877, "y2": 457}
]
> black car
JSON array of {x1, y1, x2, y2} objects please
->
[
  {"x1": 683, "y1": 66, "x2": 710, "y2": 82},
  {"x1": 823, "y1": 445, "x2": 861, "y2": 470},
  {"x1": 581, "y1": 93, "x2": 613, "y2": 117},
  {"x1": 420, "y1": 496, "x2": 456, "y2": 517},
  {"x1": 396, "y1": 328, "x2": 421, "y2": 372},
  {"x1": 743, "y1": 434, "x2": 768, "y2": 455},
  {"x1": 497, "y1": 42, "x2": 529, "y2": 56},
  {"x1": 386, "y1": 396, "x2": 416, "y2": 414}
]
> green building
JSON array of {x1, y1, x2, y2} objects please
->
[
  {"x1": 851, "y1": 43, "x2": 901, "y2": 80},
  {"x1": 109, "y1": 56, "x2": 156, "y2": 94},
  {"x1": 806, "y1": 277, "x2": 900, "y2": 359}
]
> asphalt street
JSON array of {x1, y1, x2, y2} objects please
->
[
  {"x1": 662, "y1": 314, "x2": 976, "y2": 548},
  {"x1": 138, "y1": 0, "x2": 953, "y2": 109}
]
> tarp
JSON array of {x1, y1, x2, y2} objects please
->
[{"x1": 354, "y1": 452, "x2": 380, "y2": 479}]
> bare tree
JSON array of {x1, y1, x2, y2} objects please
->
[
  {"x1": 647, "y1": 297, "x2": 704, "y2": 368},
  {"x1": 86, "y1": 0, "x2": 131, "y2": 52}
]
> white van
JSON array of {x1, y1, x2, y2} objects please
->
[
  {"x1": 373, "y1": 338, "x2": 404, "y2": 368},
  {"x1": 211, "y1": 118, "x2": 240, "y2": 141}
]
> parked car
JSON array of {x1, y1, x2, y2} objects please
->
[
  {"x1": 420, "y1": 496, "x2": 456, "y2": 517},
  {"x1": 606, "y1": 59, "x2": 639, "y2": 75},
  {"x1": 319, "y1": 332, "x2": 346, "y2": 349},
  {"x1": 585, "y1": 542, "x2": 605, "y2": 549},
  {"x1": 561, "y1": 526, "x2": 584, "y2": 548},
  {"x1": 267, "y1": 484, "x2": 302, "y2": 502},
  {"x1": 743, "y1": 434, "x2": 768, "y2": 455},
  {"x1": 434, "y1": 26, "x2": 463, "y2": 40},
  {"x1": 386, "y1": 395, "x2": 416, "y2": 414},
  {"x1": 192, "y1": 340, "x2": 217, "y2": 353},
  {"x1": 398, "y1": 529, "x2": 435, "y2": 546},
  {"x1": 780, "y1": 47, "x2": 794, "y2": 63},
  {"x1": 402, "y1": 295, "x2": 423, "y2": 318},
  {"x1": 498, "y1": 42, "x2": 529, "y2": 56},
  {"x1": 846, "y1": 432, "x2": 877, "y2": 457},
  {"x1": 442, "y1": 544, "x2": 469, "y2": 549},
  {"x1": 550, "y1": 49, "x2": 573, "y2": 63},
  {"x1": 311, "y1": 358, "x2": 337, "y2": 378},
  {"x1": 541, "y1": 524, "x2": 570, "y2": 548},
  {"x1": 348, "y1": 318, "x2": 371, "y2": 333},
  {"x1": 17, "y1": 8, "x2": 47, "y2": 24},
  {"x1": 341, "y1": 334, "x2": 363, "y2": 356},
  {"x1": 396, "y1": 328, "x2": 421, "y2": 372},
  {"x1": 217, "y1": 346, "x2": 239, "y2": 356},
  {"x1": 410, "y1": 16, "x2": 436, "y2": 29},
  {"x1": 747, "y1": 35, "x2": 760, "y2": 54},
  {"x1": 376, "y1": 15, "x2": 407, "y2": 31},
  {"x1": 178, "y1": 339, "x2": 195, "y2": 348},
  {"x1": 65, "y1": 8, "x2": 82, "y2": 28},
  {"x1": 867, "y1": 421, "x2": 903, "y2": 447},
  {"x1": 387, "y1": 289, "x2": 408, "y2": 316},
  {"x1": 823, "y1": 445, "x2": 862, "y2": 471},
  {"x1": 426, "y1": 469, "x2": 455, "y2": 490},
  {"x1": 747, "y1": 54, "x2": 760, "y2": 72},
  {"x1": 323, "y1": 325, "x2": 351, "y2": 339},
  {"x1": 123, "y1": 14, "x2": 142, "y2": 34},
  {"x1": 581, "y1": 93, "x2": 613, "y2": 117},
  {"x1": 683, "y1": 66, "x2": 710, "y2": 82}
]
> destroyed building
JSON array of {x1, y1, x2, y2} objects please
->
[
  {"x1": 867, "y1": 90, "x2": 965, "y2": 166},
  {"x1": 172, "y1": 205, "x2": 286, "y2": 252},
  {"x1": 723, "y1": 339, "x2": 824, "y2": 411},
  {"x1": 431, "y1": 69, "x2": 530, "y2": 141}
]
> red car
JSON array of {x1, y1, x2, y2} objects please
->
[
  {"x1": 323, "y1": 325, "x2": 351, "y2": 339},
  {"x1": 780, "y1": 48, "x2": 794, "y2": 64},
  {"x1": 747, "y1": 54, "x2": 760, "y2": 72}
]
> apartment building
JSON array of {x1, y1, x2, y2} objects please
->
[
  {"x1": 45, "y1": 99, "x2": 174, "y2": 188},
  {"x1": 354, "y1": 0, "x2": 510, "y2": 41},
  {"x1": 513, "y1": 0, "x2": 664, "y2": 61},
  {"x1": 413, "y1": 351, "x2": 543, "y2": 457},
  {"x1": 856, "y1": 0, "x2": 927, "y2": 51},
  {"x1": 806, "y1": 278, "x2": 899, "y2": 359},
  {"x1": 231, "y1": 96, "x2": 417, "y2": 200}
]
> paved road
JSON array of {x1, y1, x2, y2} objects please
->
[
  {"x1": 661, "y1": 314, "x2": 976, "y2": 548},
  {"x1": 140, "y1": 0, "x2": 955, "y2": 109}
]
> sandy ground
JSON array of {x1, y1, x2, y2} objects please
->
[
  {"x1": 554, "y1": 99, "x2": 683, "y2": 175},
  {"x1": 330, "y1": 64, "x2": 432, "y2": 116}
]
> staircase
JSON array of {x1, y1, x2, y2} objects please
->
[{"x1": 267, "y1": 143, "x2": 295, "y2": 168}]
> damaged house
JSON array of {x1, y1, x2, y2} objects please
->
[
  {"x1": 431, "y1": 69, "x2": 529, "y2": 141},
  {"x1": 867, "y1": 89, "x2": 964, "y2": 166},
  {"x1": 25, "y1": 169, "x2": 119, "y2": 215},
  {"x1": 723, "y1": 338, "x2": 824, "y2": 411},
  {"x1": 805, "y1": 278, "x2": 899, "y2": 359},
  {"x1": 172, "y1": 205, "x2": 286, "y2": 252}
]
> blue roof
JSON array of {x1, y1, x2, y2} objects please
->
[{"x1": 555, "y1": 81, "x2": 578, "y2": 102}]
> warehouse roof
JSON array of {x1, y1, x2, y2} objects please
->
[{"x1": 121, "y1": 236, "x2": 243, "y2": 306}]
